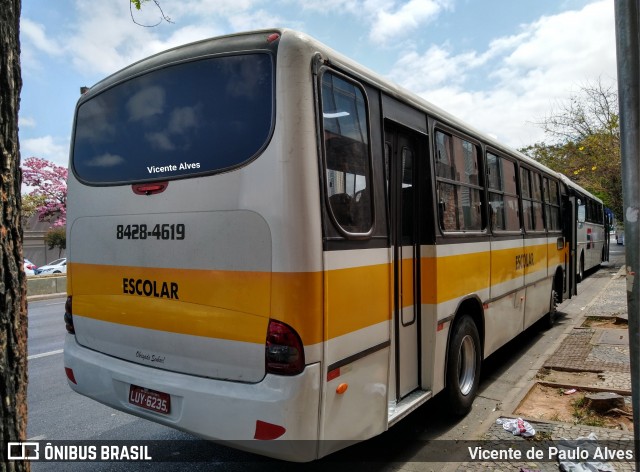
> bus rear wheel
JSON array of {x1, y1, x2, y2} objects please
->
[
  {"x1": 543, "y1": 288, "x2": 558, "y2": 330},
  {"x1": 578, "y1": 255, "x2": 585, "y2": 282},
  {"x1": 445, "y1": 315, "x2": 481, "y2": 416}
]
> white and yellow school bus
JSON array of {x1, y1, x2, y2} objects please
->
[
  {"x1": 559, "y1": 175, "x2": 607, "y2": 282},
  {"x1": 64, "y1": 29, "x2": 577, "y2": 461}
]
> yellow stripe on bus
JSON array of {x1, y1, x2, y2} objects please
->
[
  {"x1": 70, "y1": 263, "x2": 325, "y2": 344},
  {"x1": 325, "y1": 263, "x2": 391, "y2": 340},
  {"x1": 73, "y1": 294, "x2": 268, "y2": 344},
  {"x1": 69, "y1": 241, "x2": 566, "y2": 345}
]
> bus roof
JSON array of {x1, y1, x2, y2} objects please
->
[{"x1": 557, "y1": 173, "x2": 603, "y2": 203}]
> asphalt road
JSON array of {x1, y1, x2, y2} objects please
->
[{"x1": 25, "y1": 242, "x2": 625, "y2": 471}]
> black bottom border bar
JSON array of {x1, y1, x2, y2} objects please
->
[{"x1": 5, "y1": 439, "x2": 639, "y2": 464}]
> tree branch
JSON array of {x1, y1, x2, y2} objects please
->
[{"x1": 129, "y1": 0, "x2": 173, "y2": 27}]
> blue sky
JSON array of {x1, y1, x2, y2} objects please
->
[{"x1": 19, "y1": 0, "x2": 616, "y2": 168}]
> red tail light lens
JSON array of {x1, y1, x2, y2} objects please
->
[
  {"x1": 65, "y1": 367, "x2": 77, "y2": 385},
  {"x1": 254, "y1": 420, "x2": 286, "y2": 440},
  {"x1": 265, "y1": 319, "x2": 305, "y2": 376},
  {"x1": 132, "y1": 181, "x2": 168, "y2": 195},
  {"x1": 64, "y1": 296, "x2": 75, "y2": 334}
]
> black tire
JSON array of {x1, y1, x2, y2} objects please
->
[
  {"x1": 543, "y1": 288, "x2": 558, "y2": 330},
  {"x1": 577, "y1": 255, "x2": 584, "y2": 282},
  {"x1": 445, "y1": 315, "x2": 481, "y2": 416}
]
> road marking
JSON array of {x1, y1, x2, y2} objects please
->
[
  {"x1": 28, "y1": 349, "x2": 63, "y2": 360},
  {"x1": 28, "y1": 435, "x2": 46, "y2": 441}
]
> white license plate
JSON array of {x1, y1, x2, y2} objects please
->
[{"x1": 128, "y1": 385, "x2": 170, "y2": 414}]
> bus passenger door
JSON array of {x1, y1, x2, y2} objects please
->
[
  {"x1": 386, "y1": 124, "x2": 421, "y2": 401},
  {"x1": 563, "y1": 194, "x2": 577, "y2": 298}
]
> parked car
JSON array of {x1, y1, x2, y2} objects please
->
[
  {"x1": 36, "y1": 258, "x2": 67, "y2": 274},
  {"x1": 23, "y1": 259, "x2": 38, "y2": 276}
]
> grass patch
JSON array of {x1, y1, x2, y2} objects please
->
[
  {"x1": 570, "y1": 395, "x2": 606, "y2": 427},
  {"x1": 534, "y1": 431, "x2": 554, "y2": 441},
  {"x1": 549, "y1": 413, "x2": 562, "y2": 422}
]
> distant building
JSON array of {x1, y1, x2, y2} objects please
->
[{"x1": 22, "y1": 214, "x2": 66, "y2": 266}]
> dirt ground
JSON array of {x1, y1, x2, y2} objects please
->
[
  {"x1": 515, "y1": 383, "x2": 634, "y2": 432},
  {"x1": 515, "y1": 317, "x2": 632, "y2": 432},
  {"x1": 581, "y1": 317, "x2": 628, "y2": 329}
]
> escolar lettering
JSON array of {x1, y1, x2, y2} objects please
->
[
  {"x1": 123, "y1": 278, "x2": 179, "y2": 300},
  {"x1": 515, "y1": 253, "x2": 535, "y2": 270}
]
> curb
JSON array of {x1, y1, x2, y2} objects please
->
[
  {"x1": 533, "y1": 380, "x2": 631, "y2": 397},
  {"x1": 27, "y1": 293, "x2": 66, "y2": 302}
]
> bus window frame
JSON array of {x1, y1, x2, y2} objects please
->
[
  {"x1": 432, "y1": 123, "x2": 487, "y2": 236},
  {"x1": 317, "y1": 66, "x2": 375, "y2": 240},
  {"x1": 577, "y1": 198, "x2": 586, "y2": 224},
  {"x1": 519, "y1": 165, "x2": 547, "y2": 234},
  {"x1": 543, "y1": 176, "x2": 563, "y2": 233},
  {"x1": 485, "y1": 148, "x2": 522, "y2": 236}
]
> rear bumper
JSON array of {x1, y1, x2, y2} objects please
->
[{"x1": 63, "y1": 334, "x2": 321, "y2": 461}]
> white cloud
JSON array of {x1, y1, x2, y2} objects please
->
[
  {"x1": 85, "y1": 153, "x2": 125, "y2": 168},
  {"x1": 295, "y1": 0, "x2": 363, "y2": 15},
  {"x1": 155, "y1": 25, "x2": 222, "y2": 50},
  {"x1": 21, "y1": 136, "x2": 69, "y2": 168},
  {"x1": 65, "y1": 2, "x2": 211, "y2": 77},
  {"x1": 387, "y1": 0, "x2": 616, "y2": 148},
  {"x1": 127, "y1": 86, "x2": 166, "y2": 122},
  {"x1": 21, "y1": 19, "x2": 62, "y2": 56},
  {"x1": 19, "y1": 116, "x2": 36, "y2": 128},
  {"x1": 58, "y1": 0, "x2": 294, "y2": 82},
  {"x1": 228, "y1": 10, "x2": 287, "y2": 32},
  {"x1": 64, "y1": 2, "x2": 157, "y2": 75},
  {"x1": 292, "y1": 0, "x2": 451, "y2": 44},
  {"x1": 392, "y1": 45, "x2": 486, "y2": 92},
  {"x1": 370, "y1": 0, "x2": 451, "y2": 42},
  {"x1": 20, "y1": 18, "x2": 64, "y2": 72},
  {"x1": 168, "y1": 0, "x2": 258, "y2": 19}
]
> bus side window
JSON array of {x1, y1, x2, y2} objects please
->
[
  {"x1": 577, "y1": 200, "x2": 586, "y2": 224},
  {"x1": 435, "y1": 130, "x2": 483, "y2": 232},
  {"x1": 521, "y1": 168, "x2": 545, "y2": 232},
  {"x1": 544, "y1": 178, "x2": 561, "y2": 231},
  {"x1": 321, "y1": 71, "x2": 373, "y2": 235},
  {"x1": 487, "y1": 152, "x2": 520, "y2": 232}
]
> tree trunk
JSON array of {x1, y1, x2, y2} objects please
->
[{"x1": 0, "y1": 0, "x2": 29, "y2": 470}]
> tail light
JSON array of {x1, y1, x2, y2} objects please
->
[
  {"x1": 64, "y1": 296, "x2": 75, "y2": 334},
  {"x1": 265, "y1": 319, "x2": 305, "y2": 376},
  {"x1": 132, "y1": 181, "x2": 168, "y2": 195},
  {"x1": 65, "y1": 367, "x2": 77, "y2": 385}
]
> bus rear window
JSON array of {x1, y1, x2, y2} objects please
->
[{"x1": 72, "y1": 53, "x2": 274, "y2": 184}]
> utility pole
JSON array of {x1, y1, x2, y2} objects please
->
[{"x1": 614, "y1": 1, "x2": 640, "y2": 467}]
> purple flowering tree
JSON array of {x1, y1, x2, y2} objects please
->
[{"x1": 22, "y1": 157, "x2": 68, "y2": 226}]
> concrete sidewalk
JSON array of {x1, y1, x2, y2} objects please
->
[
  {"x1": 456, "y1": 263, "x2": 636, "y2": 471},
  {"x1": 542, "y1": 266, "x2": 630, "y2": 393}
]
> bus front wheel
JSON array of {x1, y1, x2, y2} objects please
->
[{"x1": 445, "y1": 315, "x2": 481, "y2": 416}]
